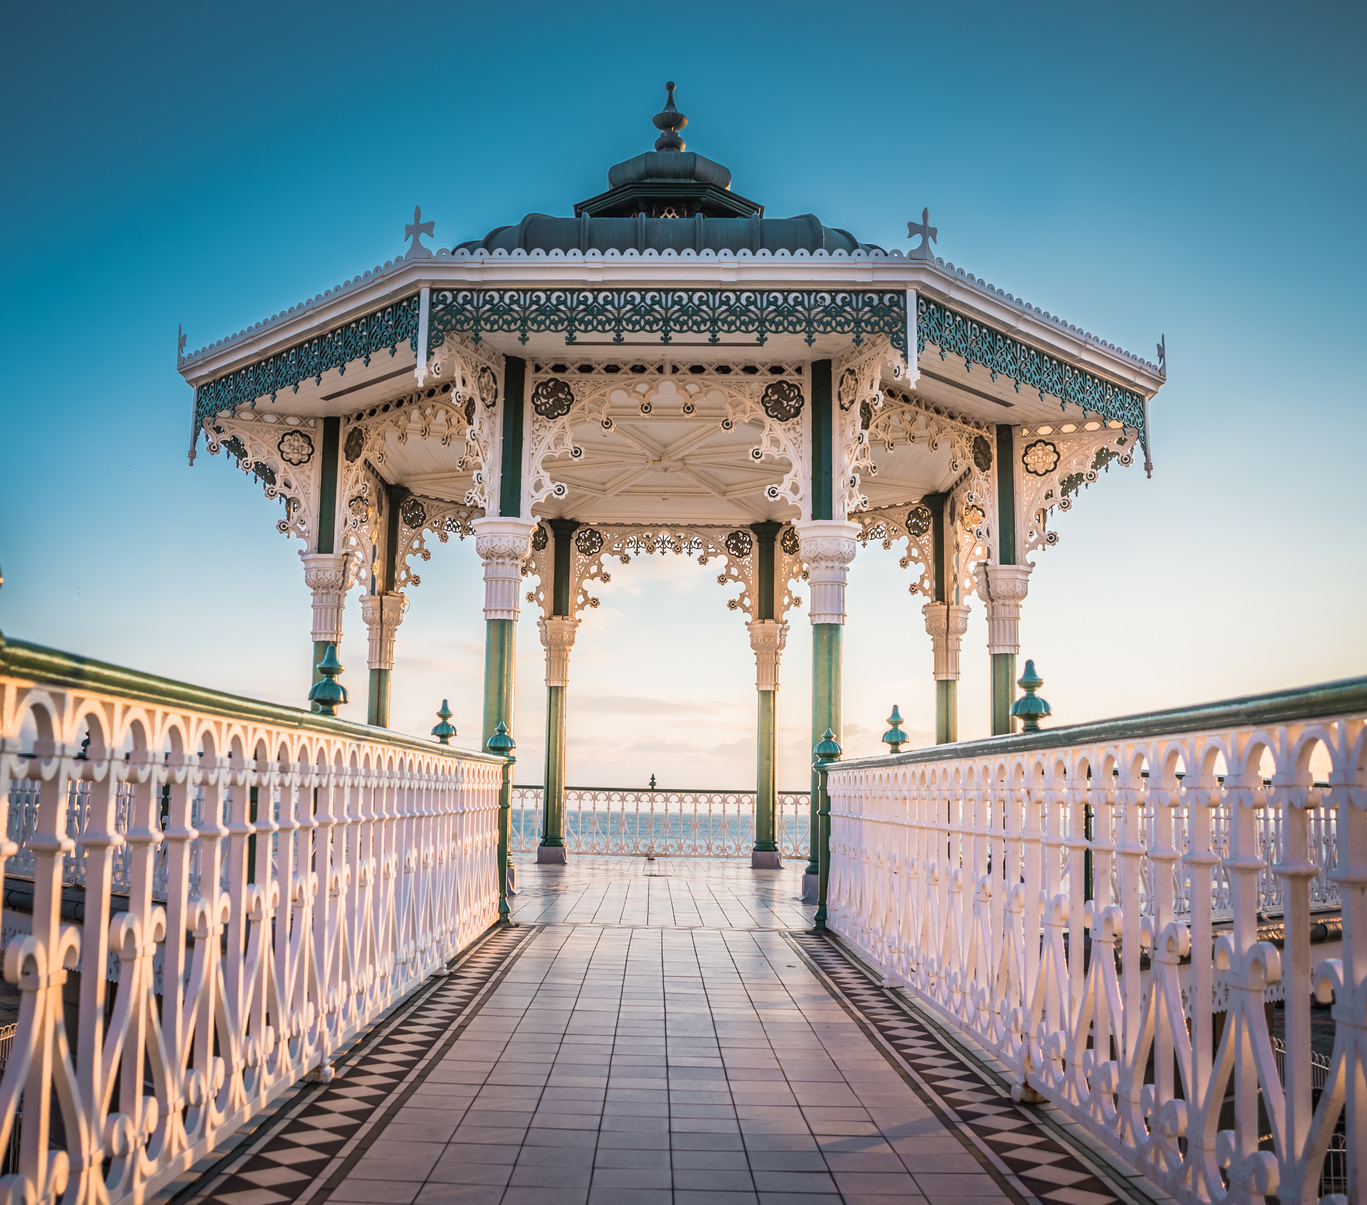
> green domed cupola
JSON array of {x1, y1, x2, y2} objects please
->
[{"x1": 575, "y1": 82, "x2": 763, "y2": 220}]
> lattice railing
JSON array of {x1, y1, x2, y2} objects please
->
[
  {"x1": 0, "y1": 637, "x2": 506, "y2": 1205},
  {"x1": 823, "y1": 677, "x2": 1367, "y2": 1205},
  {"x1": 510, "y1": 787, "x2": 810, "y2": 860}
]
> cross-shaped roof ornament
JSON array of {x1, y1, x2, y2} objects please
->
[
  {"x1": 907, "y1": 208, "x2": 937, "y2": 261},
  {"x1": 404, "y1": 205, "x2": 434, "y2": 260}
]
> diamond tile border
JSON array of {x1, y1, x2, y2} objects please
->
[
  {"x1": 788, "y1": 931, "x2": 1158, "y2": 1205},
  {"x1": 166, "y1": 923, "x2": 538, "y2": 1205}
]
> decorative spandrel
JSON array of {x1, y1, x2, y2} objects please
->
[
  {"x1": 201, "y1": 412, "x2": 322, "y2": 545},
  {"x1": 394, "y1": 495, "x2": 483, "y2": 590},
  {"x1": 335, "y1": 335, "x2": 502, "y2": 572},
  {"x1": 832, "y1": 337, "x2": 908, "y2": 518},
  {"x1": 1016, "y1": 421, "x2": 1134, "y2": 559},
  {"x1": 524, "y1": 521, "x2": 805, "y2": 623}
]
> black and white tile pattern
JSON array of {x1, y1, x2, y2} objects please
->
[
  {"x1": 791, "y1": 932, "x2": 1151, "y2": 1205},
  {"x1": 172, "y1": 925, "x2": 536, "y2": 1205}
]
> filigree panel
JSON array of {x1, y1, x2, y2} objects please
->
[
  {"x1": 854, "y1": 504, "x2": 936, "y2": 600},
  {"x1": 393, "y1": 495, "x2": 483, "y2": 590},
  {"x1": 1017, "y1": 422, "x2": 1134, "y2": 558},
  {"x1": 525, "y1": 522, "x2": 805, "y2": 622},
  {"x1": 833, "y1": 338, "x2": 906, "y2": 517},
  {"x1": 201, "y1": 412, "x2": 321, "y2": 544},
  {"x1": 336, "y1": 337, "x2": 500, "y2": 568},
  {"x1": 855, "y1": 387, "x2": 996, "y2": 600}
]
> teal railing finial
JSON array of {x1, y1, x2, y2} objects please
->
[
  {"x1": 487, "y1": 721, "x2": 515, "y2": 757},
  {"x1": 432, "y1": 700, "x2": 456, "y2": 745},
  {"x1": 307, "y1": 644, "x2": 348, "y2": 716},
  {"x1": 882, "y1": 705, "x2": 907, "y2": 754},
  {"x1": 1010, "y1": 659, "x2": 1051, "y2": 732}
]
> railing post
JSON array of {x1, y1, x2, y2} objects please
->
[
  {"x1": 487, "y1": 722, "x2": 515, "y2": 922},
  {"x1": 813, "y1": 729, "x2": 841, "y2": 932}
]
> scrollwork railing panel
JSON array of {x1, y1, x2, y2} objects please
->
[
  {"x1": 0, "y1": 643, "x2": 504, "y2": 1205},
  {"x1": 825, "y1": 681, "x2": 1367, "y2": 1205}
]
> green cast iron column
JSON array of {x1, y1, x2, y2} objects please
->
[
  {"x1": 480, "y1": 356, "x2": 529, "y2": 754},
  {"x1": 311, "y1": 415, "x2": 343, "y2": 697},
  {"x1": 928, "y1": 492, "x2": 959, "y2": 745},
  {"x1": 991, "y1": 424, "x2": 1019, "y2": 735},
  {"x1": 751, "y1": 521, "x2": 782, "y2": 867},
  {"x1": 543, "y1": 686, "x2": 567, "y2": 846},
  {"x1": 755, "y1": 691, "x2": 777, "y2": 853},
  {"x1": 368, "y1": 669, "x2": 391, "y2": 727},
  {"x1": 539, "y1": 518, "x2": 579, "y2": 862},
  {"x1": 936, "y1": 680, "x2": 958, "y2": 744},
  {"x1": 802, "y1": 359, "x2": 846, "y2": 884},
  {"x1": 482, "y1": 618, "x2": 516, "y2": 749},
  {"x1": 809, "y1": 622, "x2": 842, "y2": 875},
  {"x1": 367, "y1": 483, "x2": 406, "y2": 728}
]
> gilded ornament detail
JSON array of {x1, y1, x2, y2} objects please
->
[
  {"x1": 531, "y1": 378, "x2": 575, "y2": 419},
  {"x1": 1023, "y1": 439, "x2": 1061, "y2": 475},
  {"x1": 277, "y1": 430, "x2": 315, "y2": 465},
  {"x1": 972, "y1": 433, "x2": 993, "y2": 473},
  {"x1": 725, "y1": 529, "x2": 754, "y2": 558},
  {"x1": 760, "y1": 380, "x2": 803, "y2": 422}
]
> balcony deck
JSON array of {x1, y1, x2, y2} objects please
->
[{"x1": 174, "y1": 858, "x2": 1152, "y2": 1205}]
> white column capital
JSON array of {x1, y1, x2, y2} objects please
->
[
  {"x1": 922, "y1": 602, "x2": 971, "y2": 681},
  {"x1": 747, "y1": 620, "x2": 788, "y2": 692},
  {"x1": 972, "y1": 562, "x2": 1033, "y2": 656},
  {"x1": 359, "y1": 591, "x2": 408, "y2": 671},
  {"x1": 472, "y1": 517, "x2": 537, "y2": 622},
  {"x1": 299, "y1": 550, "x2": 353, "y2": 645},
  {"x1": 538, "y1": 615, "x2": 580, "y2": 688},
  {"x1": 793, "y1": 519, "x2": 860, "y2": 625}
]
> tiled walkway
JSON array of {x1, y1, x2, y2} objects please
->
[{"x1": 181, "y1": 859, "x2": 1153, "y2": 1205}]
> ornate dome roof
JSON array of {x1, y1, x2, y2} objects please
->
[{"x1": 456, "y1": 83, "x2": 881, "y2": 256}]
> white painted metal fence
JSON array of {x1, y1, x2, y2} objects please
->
[
  {"x1": 0, "y1": 639, "x2": 505, "y2": 1205},
  {"x1": 509, "y1": 786, "x2": 810, "y2": 859},
  {"x1": 825, "y1": 678, "x2": 1367, "y2": 1205}
]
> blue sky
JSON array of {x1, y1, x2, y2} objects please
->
[{"x1": 1, "y1": 1, "x2": 1363, "y2": 787}]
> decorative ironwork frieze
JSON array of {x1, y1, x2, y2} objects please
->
[
  {"x1": 429, "y1": 287, "x2": 910, "y2": 359},
  {"x1": 191, "y1": 295, "x2": 421, "y2": 447},
  {"x1": 189, "y1": 289, "x2": 1151, "y2": 462},
  {"x1": 916, "y1": 295, "x2": 1147, "y2": 441}
]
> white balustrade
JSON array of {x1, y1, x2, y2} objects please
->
[
  {"x1": 0, "y1": 643, "x2": 505, "y2": 1205},
  {"x1": 509, "y1": 787, "x2": 810, "y2": 860},
  {"x1": 824, "y1": 681, "x2": 1367, "y2": 1205}
]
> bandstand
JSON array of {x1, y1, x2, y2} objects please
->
[{"x1": 178, "y1": 83, "x2": 1166, "y2": 873}]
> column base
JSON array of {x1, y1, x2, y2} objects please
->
[
  {"x1": 536, "y1": 845, "x2": 568, "y2": 865},
  {"x1": 801, "y1": 872, "x2": 819, "y2": 904},
  {"x1": 750, "y1": 849, "x2": 782, "y2": 869}
]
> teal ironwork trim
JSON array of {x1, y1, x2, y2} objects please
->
[
  {"x1": 839, "y1": 676, "x2": 1367, "y2": 768},
  {"x1": 810, "y1": 360, "x2": 833, "y2": 521},
  {"x1": 188, "y1": 289, "x2": 1151, "y2": 458},
  {"x1": 429, "y1": 287, "x2": 909, "y2": 358},
  {"x1": 316, "y1": 416, "x2": 341, "y2": 554},
  {"x1": 994, "y1": 425, "x2": 1016, "y2": 566},
  {"x1": 0, "y1": 634, "x2": 505, "y2": 763},
  {"x1": 500, "y1": 357, "x2": 526, "y2": 517},
  {"x1": 191, "y1": 294, "x2": 422, "y2": 446},
  {"x1": 916, "y1": 295, "x2": 1148, "y2": 441}
]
